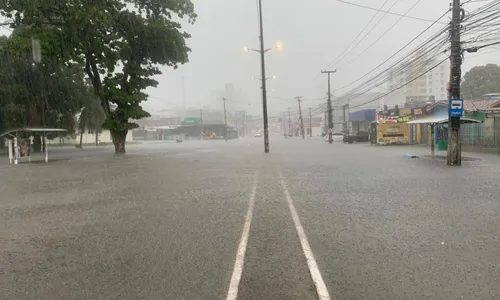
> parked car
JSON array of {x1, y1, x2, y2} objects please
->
[
  {"x1": 343, "y1": 131, "x2": 370, "y2": 144},
  {"x1": 254, "y1": 133, "x2": 261, "y2": 137},
  {"x1": 323, "y1": 132, "x2": 344, "y2": 142}
]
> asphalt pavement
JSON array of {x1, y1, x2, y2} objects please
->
[{"x1": 1, "y1": 135, "x2": 500, "y2": 299}]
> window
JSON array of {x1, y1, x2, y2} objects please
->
[
  {"x1": 441, "y1": 87, "x2": 445, "y2": 91},
  {"x1": 429, "y1": 88, "x2": 433, "y2": 93},
  {"x1": 441, "y1": 80, "x2": 445, "y2": 85}
]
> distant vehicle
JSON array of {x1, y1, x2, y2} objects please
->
[
  {"x1": 254, "y1": 133, "x2": 262, "y2": 137},
  {"x1": 343, "y1": 131, "x2": 369, "y2": 144},
  {"x1": 323, "y1": 132, "x2": 344, "y2": 142}
]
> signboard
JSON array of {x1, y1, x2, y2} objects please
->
[
  {"x1": 397, "y1": 116, "x2": 411, "y2": 123},
  {"x1": 377, "y1": 115, "x2": 398, "y2": 123},
  {"x1": 182, "y1": 117, "x2": 200, "y2": 125},
  {"x1": 450, "y1": 99, "x2": 463, "y2": 118}
]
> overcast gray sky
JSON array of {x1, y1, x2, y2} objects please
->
[
  {"x1": 2, "y1": 0, "x2": 499, "y2": 115},
  {"x1": 142, "y1": 0, "x2": 500, "y2": 115}
]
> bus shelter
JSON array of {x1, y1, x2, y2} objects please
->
[
  {"x1": 0, "y1": 128, "x2": 67, "y2": 164},
  {"x1": 406, "y1": 117, "x2": 481, "y2": 156}
]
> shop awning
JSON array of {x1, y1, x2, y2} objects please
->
[{"x1": 405, "y1": 116, "x2": 482, "y2": 124}]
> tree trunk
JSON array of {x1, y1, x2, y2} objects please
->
[
  {"x1": 111, "y1": 129, "x2": 127, "y2": 153},
  {"x1": 79, "y1": 131, "x2": 84, "y2": 148}
]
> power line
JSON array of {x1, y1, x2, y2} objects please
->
[
  {"x1": 336, "y1": 0, "x2": 423, "y2": 70},
  {"x1": 307, "y1": 0, "x2": 500, "y2": 119},
  {"x1": 312, "y1": 0, "x2": 430, "y2": 85},
  {"x1": 335, "y1": 0, "x2": 448, "y2": 24},
  {"x1": 329, "y1": 0, "x2": 403, "y2": 69},
  {"x1": 332, "y1": 9, "x2": 450, "y2": 93},
  {"x1": 334, "y1": 37, "x2": 450, "y2": 105},
  {"x1": 349, "y1": 56, "x2": 449, "y2": 110},
  {"x1": 323, "y1": 0, "x2": 392, "y2": 70}
]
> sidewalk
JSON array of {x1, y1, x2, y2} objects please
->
[{"x1": 386, "y1": 144, "x2": 500, "y2": 166}]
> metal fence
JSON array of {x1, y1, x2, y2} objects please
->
[{"x1": 461, "y1": 119, "x2": 500, "y2": 149}]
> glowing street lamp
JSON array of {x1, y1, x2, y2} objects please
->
[
  {"x1": 252, "y1": 74, "x2": 277, "y2": 81},
  {"x1": 244, "y1": 42, "x2": 283, "y2": 54}
]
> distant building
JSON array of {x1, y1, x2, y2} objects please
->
[
  {"x1": 386, "y1": 51, "x2": 450, "y2": 108},
  {"x1": 210, "y1": 83, "x2": 248, "y2": 112}
]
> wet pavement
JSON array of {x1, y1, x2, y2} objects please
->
[{"x1": 1, "y1": 136, "x2": 500, "y2": 299}]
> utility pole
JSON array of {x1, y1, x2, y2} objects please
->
[
  {"x1": 222, "y1": 97, "x2": 228, "y2": 142},
  {"x1": 288, "y1": 107, "x2": 292, "y2": 136},
  {"x1": 200, "y1": 108, "x2": 203, "y2": 140},
  {"x1": 257, "y1": 0, "x2": 270, "y2": 153},
  {"x1": 309, "y1": 108, "x2": 312, "y2": 137},
  {"x1": 343, "y1": 104, "x2": 349, "y2": 133},
  {"x1": 181, "y1": 76, "x2": 186, "y2": 122},
  {"x1": 282, "y1": 112, "x2": 286, "y2": 137},
  {"x1": 447, "y1": 0, "x2": 463, "y2": 166},
  {"x1": 242, "y1": 111, "x2": 246, "y2": 137},
  {"x1": 321, "y1": 70, "x2": 336, "y2": 143},
  {"x1": 295, "y1": 96, "x2": 305, "y2": 139},
  {"x1": 324, "y1": 111, "x2": 327, "y2": 135}
]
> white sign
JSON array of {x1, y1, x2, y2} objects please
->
[{"x1": 451, "y1": 100, "x2": 462, "y2": 109}]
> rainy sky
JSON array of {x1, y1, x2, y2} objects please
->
[{"x1": 1, "y1": 0, "x2": 498, "y2": 116}]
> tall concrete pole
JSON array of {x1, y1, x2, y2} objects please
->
[
  {"x1": 321, "y1": 70, "x2": 336, "y2": 143},
  {"x1": 447, "y1": 0, "x2": 463, "y2": 166},
  {"x1": 257, "y1": 0, "x2": 270, "y2": 153},
  {"x1": 296, "y1": 96, "x2": 305, "y2": 139}
]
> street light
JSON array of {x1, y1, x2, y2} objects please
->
[
  {"x1": 247, "y1": 0, "x2": 273, "y2": 153},
  {"x1": 243, "y1": 42, "x2": 283, "y2": 54},
  {"x1": 252, "y1": 74, "x2": 277, "y2": 81}
]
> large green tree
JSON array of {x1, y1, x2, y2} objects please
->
[
  {"x1": 1, "y1": 0, "x2": 196, "y2": 153},
  {"x1": 462, "y1": 64, "x2": 500, "y2": 100}
]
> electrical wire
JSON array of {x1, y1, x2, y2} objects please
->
[
  {"x1": 305, "y1": 0, "x2": 500, "y2": 118},
  {"x1": 325, "y1": 0, "x2": 392, "y2": 70},
  {"x1": 332, "y1": 9, "x2": 450, "y2": 93},
  {"x1": 334, "y1": 0, "x2": 448, "y2": 24},
  {"x1": 336, "y1": 0, "x2": 423, "y2": 71},
  {"x1": 310, "y1": 0, "x2": 392, "y2": 85},
  {"x1": 334, "y1": 36, "x2": 450, "y2": 104},
  {"x1": 349, "y1": 56, "x2": 449, "y2": 109}
]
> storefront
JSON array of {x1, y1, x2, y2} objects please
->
[
  {"x1": 376, "y1": 123, "x2": 411, "y2": 145},
  {"x1": 349, "y1": 109, "x2": 376, "y2": 134}
]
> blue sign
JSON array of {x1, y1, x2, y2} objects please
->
[{"x1": 450, "y1": 99, "x2": 463, "y2": 117}]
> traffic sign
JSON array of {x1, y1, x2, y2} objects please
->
[{"x1": 450, "y1": 99, "x2": 463, "y2": 118}]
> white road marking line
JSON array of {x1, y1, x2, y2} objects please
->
[
  {"x1": 278, "y1": 168, "x2": 332, "y2": 300},
  {"x1": 226, "y1": 171, "x2": 259, "y2": 300},
  {"x1": 196, "y1": 149, "x2": 219, "y2": 153}
]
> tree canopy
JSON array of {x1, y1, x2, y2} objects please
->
[
  {"x1": 462, "y1": 64, "x2": 500, "y2": 100},
  {"x1": 0, "y1": 0, "x2": 197, "y2": 153},
  {"x1": 0, "y1": 33, "x2": 91, "y2": 136}
]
